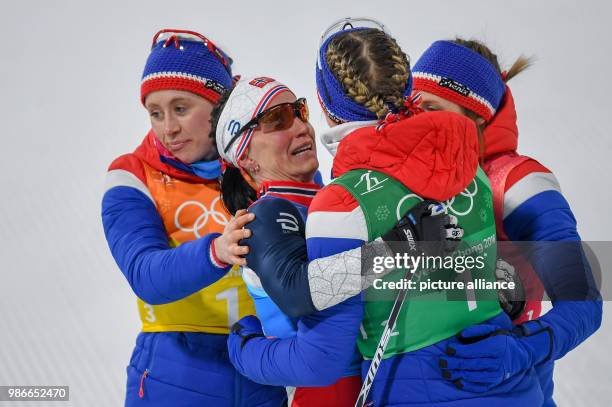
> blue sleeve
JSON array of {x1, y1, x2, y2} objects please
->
[
  {"x1": 101, "y1": 186, "x2": 230, "y2": 305},
  {"x1": 243, "y1": 198, "x2": 317, "y2": 317},
  {"x1": 230, "y1": 198, "x2": 364, "y2": 386},
  {"x1": 245, "y1": 282, "x2": 297, "y2": 339},
  {"x1": 504, "y1": 190, "x2": 602, "y2": 361},
  {"x1": 232, "y1": 296, "x2": 362, "y2": 386}
]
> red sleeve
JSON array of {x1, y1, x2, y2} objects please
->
[{"x1": 108, "y1": 154, "x2": 147, "y2": 184}]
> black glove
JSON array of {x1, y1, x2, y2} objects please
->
[
  {"x1": 230, "y1": 315, "x2": 266, "y2": 349},
  {"x1": 495, "y1": 258, "x2": 526, "y2": 320},
  {"x1": 382, "y1": 200, "x2": 463, "y2": 257}
]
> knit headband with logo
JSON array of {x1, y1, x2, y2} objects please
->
[
  {"x1": 315, "y1": 27, "x2": 413, "y2": 123},
  {"x1": 216, "y1": 77, "x2": 294, "y2": 168},
  {"x1": 412, "y1": 40, "x2": 505, "y2": 121},
  {"x1": 140, "y1": 29, "x2": 233, "y2": 104}
]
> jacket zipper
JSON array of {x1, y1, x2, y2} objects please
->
[
  {"x1": 139, "y1": 333, "x2": 160, "y2": 399},
  {"x1": 139, "y1": 369, "x2": 149, "y2": 398}
]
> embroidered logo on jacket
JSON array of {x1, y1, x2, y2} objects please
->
[
  {"x1": 355, "y1": 170, "x2": 388, "y2": 195},
  {"x1": 276, "y1": 212, "x2": 300, "y2": 232}
]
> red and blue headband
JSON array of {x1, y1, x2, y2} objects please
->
[{"x1": 412, "y1": 40, "x2": 505, "y2": 121}]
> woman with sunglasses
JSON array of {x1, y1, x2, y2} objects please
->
[
  {"x1": 213, "y1": 76, "x2": 364, "y2": 407},
  {"x1": 410, "y1": 39, "x2": 602, "y2": 407},
  {"x1": 225, "y1": 20, "x2": 544, "y2": 406},
  {"x1": 214, "y1": 75, "x2": 461, "y2": 406},
  {"x1": 101, "y1": 30, "x2": 286, "y2": 406}
]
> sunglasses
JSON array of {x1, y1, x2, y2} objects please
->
[
  {"x1": 151, "y1": 29, "x2": 233, "y2": 74},
  {"x1": 319, "y1": 17, "x2": 390, "y2": 46},
  {"x1": 317, "y1": 17, "x2": 393, "y2": 70},
  {"x1": 224, "y1": 98, "x2": 309, "y2": 154}
]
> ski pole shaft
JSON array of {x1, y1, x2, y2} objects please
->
[{"x1": 354, "y1": 268, "x2": 412, "y2": 407}]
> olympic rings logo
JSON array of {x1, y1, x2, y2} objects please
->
[
  {"x1": 174, "y1": 196, "x2": 229, "y2": 238},
  {"x1": 443, "y1": 178, "x2": 478, "y2": 216},
  {"x1": 395, "y1": 179, "x2": 478, "y2": 220}
]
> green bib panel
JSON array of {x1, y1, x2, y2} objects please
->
[{"x1": 332, "y1": 168, "x2": 501, "y2": 359}]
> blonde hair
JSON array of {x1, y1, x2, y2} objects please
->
[
  {"x1": 325, "y1": 28, "x2": 410, "y2": 118},
  {"x1": 452, "y1": 37, "x2": 533, "y2": 83}
]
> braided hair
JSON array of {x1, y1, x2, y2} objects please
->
[{"x1": 325, "y1": 28, "x2": 410, "y2": 118}]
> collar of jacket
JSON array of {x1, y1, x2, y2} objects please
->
[
  {"x1": 258, "y1": 180, "x2": 321, "y2": 207},
  {"x1": 319, "y1": 120, "x2": 378, "y2": 157},
  {"x1": 483, "y1": 85, "x2": 519, "y2": 160},
  {"x1": 133, "y1": 130, "x2": 218, "y2": 184},
  {"x1": 332, "y1": 111, "x2": 480, "y2": 202}
]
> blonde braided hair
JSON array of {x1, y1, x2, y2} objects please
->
[{"x1": 325, "y1": 28, "x2": 410, "y2": 118}]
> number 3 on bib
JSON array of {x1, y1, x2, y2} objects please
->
[{"x1": 143, "y1": 303, "x2": 156, "y2": 323}]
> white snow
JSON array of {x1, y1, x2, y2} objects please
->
[{"x1": 0, "y1": 0, "x2": 610, "y2": 405}]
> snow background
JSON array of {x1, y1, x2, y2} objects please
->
[{"x1": 0, "y1": 0, "x2": 611, "y2": 405}]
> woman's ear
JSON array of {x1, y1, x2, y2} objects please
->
[
  {"x1": 238, "y1": 155, "x2": 260, "y2": 174},
  {"x1": 325, "y1": 114, "x2": 340, "y2": 128},
  {"x1": 237, "y1": 155, "x2": 260, "y2": 190}
]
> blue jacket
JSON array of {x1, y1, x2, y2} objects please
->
[
  {"x1": 102, "y1": 132, "x2": 286, "y2": 406},
  {"x1": 482, "y1": 88, "x2": 602, "y2": 407},
  {"x1": 231, "y1": 113, "x2": 544, "y2": 406},
  {"x1": 230, "y1": 181, "x2": 362, "y2": 387}
]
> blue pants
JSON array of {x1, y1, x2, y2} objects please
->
[{"x1": 125, "y1": 331, "x2": 286, "y2": 406}]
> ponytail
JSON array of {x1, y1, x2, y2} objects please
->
[
  {"x1": 452, "y1": 37, "x2": 533, "y2": 83},
  {"x1": 505, "y1": 55, "x2": 533, "y2": 82},
  {"x1": 220, "y1": 166, "x2": 257, "y2": 215}
]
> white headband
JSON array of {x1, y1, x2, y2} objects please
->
[{"x1": 216, "y1": 76, "x2": 294, "y2": 168}]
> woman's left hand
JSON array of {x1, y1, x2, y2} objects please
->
[{"x1": 213, "y1": 209, "x2": 255, "y2": 266}]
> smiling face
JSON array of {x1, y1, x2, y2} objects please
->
[
  {"x1": 239, "y1": 92, "x2": 319, "y2": 184},
  {"x1": 145, "y1": 90, "x2": 217, "y2": 163}
]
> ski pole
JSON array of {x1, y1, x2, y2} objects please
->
[
  {"x1": 354, "y1": 267, "x2": 412, "y2": 407},
  {"x1": 355, "y1": 203, "x2": 451, "y2": 407}
]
